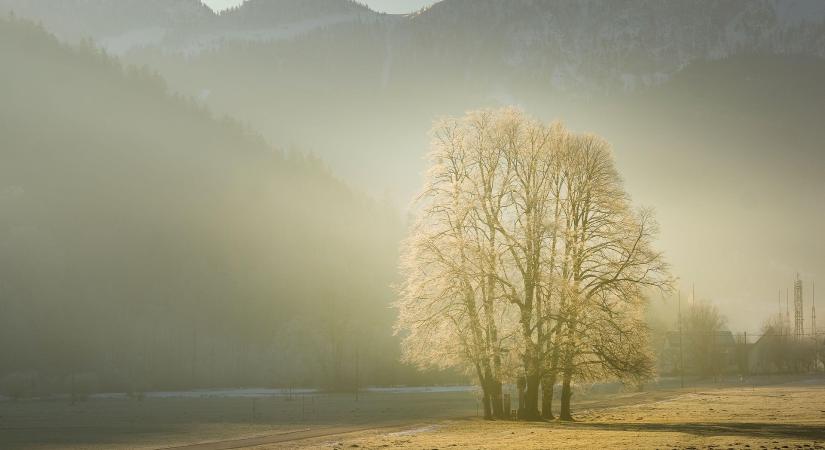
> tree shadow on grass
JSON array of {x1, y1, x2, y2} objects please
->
[{"x1": 561, "y1": 421, "x2": 825, "y2": 440}]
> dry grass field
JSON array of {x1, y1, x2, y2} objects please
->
[{"x1": 267, "y1": 379, "x2": 825, "y2": 449}]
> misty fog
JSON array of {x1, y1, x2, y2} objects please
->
[{"x1": 0, "y1": 2, "x2": 823, "y2": 444}]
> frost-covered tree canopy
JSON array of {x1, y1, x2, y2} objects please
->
[{"x1": 396, "y1": 108, "x2": 671, "y2": 420}]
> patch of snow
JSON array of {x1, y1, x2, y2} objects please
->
[
  {"x1": 388, "y1": 424, "x2": 439, "y2": 436},
  {"x1": 92, "y1": 387, "x2": 318, "y2": 399},
  {"x1": 88, "y1": 386, "x2": 474, "y2": 400},
  {"x1": 364, "y1": 385, "x2": 477, "y2": 394}
]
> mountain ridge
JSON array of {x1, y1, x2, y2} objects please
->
[{"x1": 2, "y1": 0, "x2": 823, "y2": 89}]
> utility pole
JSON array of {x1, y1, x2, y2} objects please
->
[
  {"x1": 778, "y1": 289, "x2": 782, "y2": 326},
  {"x1": 712, "y1": 326, "x2": 717, "y2": 382},
  {"x1": 743, "y1": 331, "x2": 748, "y2": 377},
  {"x1": 354, "y1": 342, "x2": 359, "y2": 402},
  {"x1": 794, "y1": 275, "x2": 803, "y2": 341},
  {"x1": 191, "y1": 322, "x2": 198, "y2": 388},
  {"x1": 814, "y1": 281, "x2": 819, "y2": 371},
  {"x1": 812, "y1": 281, "x2": 817, "y2": 337},
  {"x1": 678, "y1": 290, "x2": 685, "y2": 388}
]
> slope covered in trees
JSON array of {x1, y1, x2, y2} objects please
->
[{"x1": 0, "y1": 16, "x2": 422, "y2": 395}]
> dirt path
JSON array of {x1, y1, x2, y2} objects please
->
[{"x1": 158, "y1": 423, "x2": 411, "y2": 450}]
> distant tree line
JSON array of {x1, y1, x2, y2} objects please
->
[{"x1": 656, "y1": 301, "x2": 824, "y2": 379}]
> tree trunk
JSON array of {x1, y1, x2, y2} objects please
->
[
  {"x1": 522, "y1": 372, "x2": 541, "y2": 420},
  {"x1": 558, "y1": 321, "x2": 576, "y2": 421},
  {"x1": 477, "y1": 366, "x2": 501, "y2": 420},
  {"x1": 518, "y1": 300, "x2": 541, "y2": 420},
  {"x1": 481, "y1": 387, "x2": 493, "y2": 420},
  {"x1": 482, "y1": 365, "x2": 505, "y2": 420},
  {"x1": 542, "y1": 328, "x2": 562, "y2": 420},
  {"x1": 559, "y1": 371, "x2": 574, "y2": 421},
  {"x1": 490, "y1": 377, "x2": 505, "y2": 419},
  {"x1": 541, "y1": 373, "x2": 555, "y2": 420}
]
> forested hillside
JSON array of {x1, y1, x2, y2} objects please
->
[{"x1": 0, "y1": 16, "x2": 426, "y2": 395}]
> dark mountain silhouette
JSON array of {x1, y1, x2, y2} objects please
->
[{"x1": 0, "y1": 16, "x2": 428, "y2": 392}]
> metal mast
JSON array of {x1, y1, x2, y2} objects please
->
[
  {"x1": 812, "y1": 281, "x2": 817, "y2": 337},
  {"x1": 786, "y1": 288, "x2": 790, "y2": 334},
  {"x1": 794, "y1": 274, "x2": 804, "y2": 340}
]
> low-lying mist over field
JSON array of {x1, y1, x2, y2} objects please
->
[{"x1": 0, "y1": 1, "x2": 824, "y2": 448}]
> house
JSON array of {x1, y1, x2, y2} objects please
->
[
  {"x1": 660, "y1": 330, "x2": 739, "y2": 376},
  {"x1": 748, "y1": 327, "x2": 782, "y2": 374}
]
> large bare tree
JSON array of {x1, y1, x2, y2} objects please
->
[
  {"x1": 551, "y1": 134, "x2": 670, "y2": 420},
  {"x1": 396, "y1": 113, "x2": 515, "y2": 419},
  {"x1": 397, "y1": 108, "x2": 670, "y2": 422}
]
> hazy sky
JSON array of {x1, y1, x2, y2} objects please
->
[{"x1": 202, "y1": 0, "x2": 437, "y2": 14}]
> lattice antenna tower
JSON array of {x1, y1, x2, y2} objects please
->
[{"x1": 794, "y1": 274, "x2": 804, "y2": 340}]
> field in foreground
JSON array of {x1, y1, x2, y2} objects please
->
[
  {"x1": 3, "y1": 377, "x2": 825, "y2": 449},
  {"x1": 267, "y1": 379, "x2": 825, "y2": 449}
]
